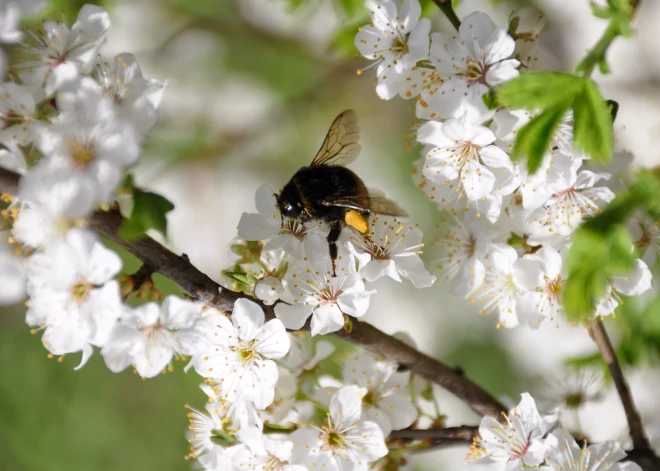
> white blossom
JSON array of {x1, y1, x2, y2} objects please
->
[
  {"x1": 234, "y1": 433, "x2": 307, "y2": 471},
  {"x1": 355, "y1": 0, "x2": 431, "y2": 99},
  {"x1": 423, "y1": 12, "x2": 519, "y2": 119},
  {"x1": 184, "y1": 401, "x2": 248, "y2": 464},
  {"x1": 95, "y1": 53, "x2": 165, "y2": 136},
  {"x1": 290, "y1": 385, "x2": 388, "y2": 471},
  {"x1": 632, "y1": 217, "x2": 660, "y2": 268},
  {"x1": 468, "y1": 393, "x2": 558, "y2": 470},
  {"x1": 471, "y1": 244, "x2": 530, "y2": 329},
  {"x1": 526, "y1": 170, "x2": 615, "y2": 248},
  {"x1": 434, "y1": 215, "x2": 497, "y2": 297},
  {"x1": 595, "y1": 259, "x2": 653, "y2": 317},
  {"x1": 544, "y1": 428, "x2": 636, "y2": 471},
  {"x1": 25, "y1": 228, "x2": 123, "y2": 368},
  {"x1": 508, "y1": 6, "x2": 546, "y2": 67},
  {"x1": 417, "y1": 115, "x2": 518, "y2": 223},
  {"x1": 101, "y1": 296, "x2": 209, "y2": 378},
  {"x1": 254, "y1": 275, "x2": 284, "y2": 306},
  {"x1": 19, "y1": 78, "x2": 140, "y2": 218},
  {"x1": 535, "y1": 369, "x2": 604, "y2": 422},
  {"x1": 193, "y1": 298, "x2": 290, "y2": 409},
  {"x1": 343, "y1": 350, "x2": 417, "y2": 437},
  {"x1": 0, "y1": 82, "x2": 43, "y2": 146},
  {"x1": 238, "y1": 184, "x2": 328, "y2": 260},
  {"x1": 19, "y1": 4, "x2": 110, "y2": 94},
  {"x1": 347, "y1": 215, "x2": 435, "y2": 288},
  {"x1": 515, "y1": 247, "x2": 566, "y2": 328},
  {"x1": 275, "y1": 254, "x2": 375, "y2": 335},
  {"x1": 12, "y1": 202, "x2": 77, "y2": 249}
]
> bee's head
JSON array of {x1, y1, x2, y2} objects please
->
[{"x1": 276, "y1": 182, "x2": 303, "y2": 218}]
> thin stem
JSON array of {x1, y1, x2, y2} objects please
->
[
  {"x1": 578, "y1": 21, "x2": 620, "y2": 77},
  {"x1": 587, "y1": 319, "x2": 649, "y2": 451},
  {"x1": 0, "y1": 167, "x2": 506, "y2": 419},
  {"x1": 578, "y1": 0, "x2": 642, "y2": 77},
  {"x1": 432, "y1": 0, "x2": 461, "y2": 31}
]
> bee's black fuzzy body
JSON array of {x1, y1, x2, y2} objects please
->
[
  {"x1": 274, "y1": 109, "x2": 407, "y2": 276},
  {"x1": 278, "y1": 165, "x2": 369, "y2": 274},
  {"x1": 279, "y1": 165, "x2": 369, "y2": 223}
]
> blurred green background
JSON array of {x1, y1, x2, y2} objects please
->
[{"x1": 3, "y1": 0, "x2": 660, "y2": 470}]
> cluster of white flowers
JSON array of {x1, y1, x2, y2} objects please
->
[
  {"x1": 467, "y1": 393, "x2": 641, "y2": 471},
  {"x1": 0, "y1": 2, "x2": 655, "y2": 471},
  {"x1": 355, "y1": 0, "x2": 654, "y2": 330},
  {"x1": 237, "y1": 183, "x2": 436, "y2": 335},
  {"x1": 0, "y1": 3, "x2": 176, "y2": 372}
]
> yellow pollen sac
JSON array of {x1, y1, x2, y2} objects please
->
[{"x1": 345, "y1": 210, "x2": 368, "y2": 234}]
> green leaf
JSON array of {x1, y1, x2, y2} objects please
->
[
  {"x1": 482, "y1": 89, "x2": 499, "y2": 110},
  {"x1": 119, "y1": 190, "x2": 175, "y2": 240},
  {"x1": 497, "y1": 72, "x2": 585, "y2": 110},
  {"x1": 513, "y1": 101, "x2": 572, "y2": 173},
  {"x1": 222, "y1": 271, "x2": 257, "y2": 288},
  {"x1": 573, "y1": 80, "x2": 613, "y2": 162}
]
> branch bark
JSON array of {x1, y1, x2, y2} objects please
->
[
  {"x1": 0, "y1": 167, "x2": 505, "y2": 418},
  {"x1": 588, "y1": 319, "x2": 651, "y2": 451},
  {"x1": 390, "y1": 425, "x2": 477, "y2": 441}
]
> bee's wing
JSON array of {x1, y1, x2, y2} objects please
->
[
  {"x1": 310, "y1": 110, "x2": 361, "y2": 167},
  {"x1": 321, "y1": 188, "x2": 409, "y2": 217},
  {"x1": 367, "y1": 189, "x2": 409, "y2": 217}
]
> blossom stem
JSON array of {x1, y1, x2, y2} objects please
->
[
  {"x1": 577, "y1": 0, "x2": 642, "y2": 77},
  {"x1": 587, "y1": 319, "x2": 650, "y2": 451},
  {"x1": 432, "y1": 0, "x2": 461, "y2": 31}
]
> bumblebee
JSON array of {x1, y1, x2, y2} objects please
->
[{"x1": 277, "y1": 109, "x2": 408, "y2": 275}]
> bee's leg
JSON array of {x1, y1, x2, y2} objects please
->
[{"x1": 327, "y1": 221, "x2": 342, "y2": 277}]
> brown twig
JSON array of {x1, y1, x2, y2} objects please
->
[
  {"x1": 587, "y1": 319, "x2": 651, "y2": 451},
  {"x1": 390, "y1": 425, "x2": 477, "y2": 441},
  {"x1": 0, "y1": 167, "x2": 505, "y2": 418}
]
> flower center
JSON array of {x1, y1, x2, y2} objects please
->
[
  {"x1": 70, "y1": 279, "x2": 92, "y2": 302},
  {"x1": 508, "y1": 439, "x2": 530, "y2": 460},
  {"x1": 544, "y1": 275, "x2": 563, "y2": 301},
  {"x1": 69, "y1": 139, "x2": 96, "y2": 169},
  {"x1": 464, "y1": 57, "x2": 488, "y2": 86},
  {"x1": 321, "y1": 427, "x2": 346, "y2": 451},
  {"x1": 392, "y1": 36, "x2": 409, "y2": 54},
  {"x1": 464, "y1": 234, "x2": 477, "y2": 258},
  {"x1": 363, "y1": 390, "x2": 379, "y2": 406},
  {"x1": 234, "y1": 339, "x2": 258, "y2": 365},
  {"x1": 264, "y1": 454, "x2": 286, "y2": 471}
]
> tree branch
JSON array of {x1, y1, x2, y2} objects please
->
[
  {"x1": 587, "y1": 319, "x2": 651, "y2": 451},
  {"x1": 390, "y1": 425, "x2": 477, "y2": 441},
  {"x1": 0, "y1": 167, "x2": 505, "y2": 418}
]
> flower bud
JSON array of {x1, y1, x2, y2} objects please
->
[
  {"x1": 254, "y1": 275, "x2": 283, "y2": 306},
  {"x1": 508, "y1": 6, "x2": 546, "y2": 40}
]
